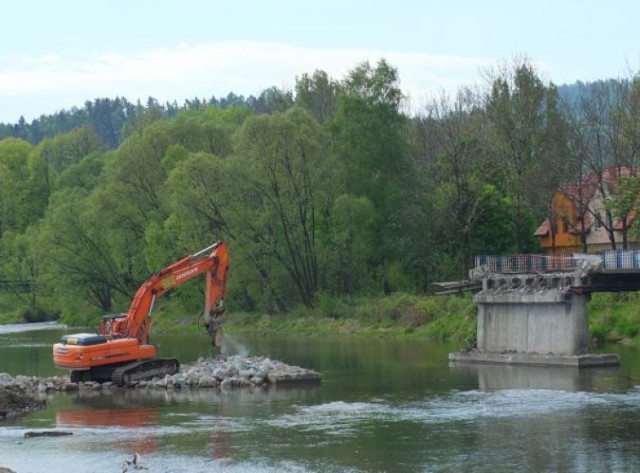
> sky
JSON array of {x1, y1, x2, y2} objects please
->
[{"x1": 1, "y1": 0, "x2": 639, "y2": 123}]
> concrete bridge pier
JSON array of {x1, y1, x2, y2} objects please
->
[{"x1": 449, "y1": 272, "x2": 620, "y2": 367}]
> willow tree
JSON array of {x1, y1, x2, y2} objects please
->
[
  {"x1": 39, "y1": 188, "x2": 131, "y2": 316},
  {"x1": 233, "y1": 108, "x2": 330, "y2": 308}
]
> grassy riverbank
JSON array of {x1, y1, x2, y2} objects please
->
[
  {"x1": 207, "y1": 292, "x2": 640, "y2": 346},
  {"x1": 221, "y1": 293, "x2": 478, "y2": 341},
  {"x1": 2, "y1": 291, "x2": 639, "y2": 346}
]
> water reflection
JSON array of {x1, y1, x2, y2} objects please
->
[
  {"x1": 0, "y1": 321, "x2": 65, "y2": 334},
  {"x1": 52, "y1": 383, "x2": 322, "y2": 462},
  {"x1": 450, "y1": 361, "x2": 628, "y2": 392},
  {"x1": 57, "y1": 383, "x2": 321, "y2": 407}
]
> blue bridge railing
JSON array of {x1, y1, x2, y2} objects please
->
[{"x1": 474, "y1": 254, "x2": 579, "y2": 273}]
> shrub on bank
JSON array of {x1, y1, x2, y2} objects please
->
[
  {"x1": 223, "y1": 293, "x2": 477, "y2": 341},
  {"x1": 588, "y1": 293, "x2": 640, "y2": 344}
]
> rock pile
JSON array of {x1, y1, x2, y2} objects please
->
[
  {"x1": 0, "y1": 355, "x2": 320, "y2": 417},
  {"x1": 164, "y1": 355, "x2": 321, "y2": 390}
]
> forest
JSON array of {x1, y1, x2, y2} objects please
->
[{"x1": 0, "y1": 58, "x2": 639, "y2": 326}]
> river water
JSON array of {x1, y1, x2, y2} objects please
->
[{"x1": 1, "y1": 324, "x2": 640, "y2": 472}]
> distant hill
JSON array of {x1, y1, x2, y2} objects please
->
[
  {"x1": 556, "y1": 78, "x2": 629, "y2": 110},
  {"x1": 0, "y1": 89, "x2": 291, "y2": 149}
]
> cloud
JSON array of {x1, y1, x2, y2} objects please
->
[{"x1": 0, "y1": 41, "x2": 494, "y2": 122}]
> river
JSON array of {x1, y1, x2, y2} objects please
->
[{"x1": 1, "y1": 324, "x2": 640, "y2": 472}]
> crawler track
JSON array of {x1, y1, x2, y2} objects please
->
[{"x1": 111, "y1": 358, "x2": 180, "y2": 386}]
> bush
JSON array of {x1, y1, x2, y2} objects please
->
[
  {"x1": 20, "y1": 307, "x2": 59, "y2": 323},
  {"x1": 316, "y1": 293, "x2": 346, "y2": 319}
]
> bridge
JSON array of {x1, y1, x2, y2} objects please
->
[{"x1": 448, "y1": 251, "x2": 640, "y2": 367}]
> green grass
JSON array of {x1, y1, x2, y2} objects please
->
[
  {"x1": 218, "y1": 293, "x2": 478, "y2": 342},
  {"x1": 588, "y1": 292, "x2": 640, "y2": 344}
]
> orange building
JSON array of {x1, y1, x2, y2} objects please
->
[{"x1": 535, "y1": 187, "x2": 584, "y2": 254}]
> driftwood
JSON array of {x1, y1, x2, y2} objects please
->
[{"x1": 23, "y1": 430, "x2": 73, "y2": 439}]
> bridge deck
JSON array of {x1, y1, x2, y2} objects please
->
[{"x1": 471, "y1": 251, "x2": 640, "y2": 294}]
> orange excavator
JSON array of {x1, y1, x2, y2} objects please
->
[{"x1": 53, "y1": 241, "x2": 229, "y2": 385}]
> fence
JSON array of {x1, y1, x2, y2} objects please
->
[
  {"x1": 474, "y1": 254, "x2": 597, "y2": 274},
  {"x1": 601, "y1": 250, "x2": 640, "y2": 270}
]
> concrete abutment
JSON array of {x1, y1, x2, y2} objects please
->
[{"x1": 449, "y1": 272, "x2": 620, "y2": 367}]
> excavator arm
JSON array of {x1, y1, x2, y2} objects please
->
[{"x1": 107, "y1": 241, "x2": 229, "y2": 352}]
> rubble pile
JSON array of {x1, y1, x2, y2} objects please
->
[
  {"x1": 167, "y1": 355, "x2": 321, "y2": 389},
  {"x1": 0, "y1": 355, "x2": 320, "y2": 417}
]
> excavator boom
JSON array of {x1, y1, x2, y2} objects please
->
[{"x1": 53, "y1": 241, "x2": 229, "y2": 384}]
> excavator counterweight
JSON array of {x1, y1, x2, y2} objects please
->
[{"x1": 53, "y1": 241, "x2": 229, "y2": 385}]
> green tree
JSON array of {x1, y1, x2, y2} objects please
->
[
  {"x1": 0, "y1": 139, "x2": 32, "y2": 234},
  {"x1": 321, "y1": 194, "x2": 377, "y2": 295},
  {"x1": 486, "y1": 60, "x2": 559, "y2": 253},
  {"x1": 233, "y1": 108, "x2": 330, "y2": 308},
  {"x1": 331, "y1": 59, "x2": 417, "y2": 292},
  {"x1": 170, "y1": 106, "x2": 249, "y2": 157},
  {"x1": 88, "y1": 122, "x2": 174, "y2": 293},
  {"x1": 0, "y1": 228, "x2": 48, "y2": 319},
  {"x1": 0, "y1": 138, "x2": 51, "y2": 234},
  {"x1": 54, "y1": 151, "x2": 108, "y2": 191},
  {"x1": 166, "y1": 153, "x2": 232, "y2": 240},
  {"x1": 295, "y1": 70, "x2": 340, "y2": 124},
  {"x1": 253, "y1": 86, "x2": 295, "y2": 114},
  {"x1": 421, "y1": 89, "x2": 505, "y2": 277},
  {"x1": 565, "y1": 79, "x2": 633, "y2": 249},
  {"x1": 36, "y1": 126, "x2": 105, "y2": 173},
  {"x1": 39, "y1": 189, "x2": 131, "y2": 316}
]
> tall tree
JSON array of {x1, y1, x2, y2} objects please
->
[
  {"x1": 331, "y1": 59, "x2": 417, "y2": 292},
  {"x1": 423, "y1": 88, "x2": 511, "y2": 277},
  {"x1": 233, "y1": 108, "x2": 330, "y2": 308},
  {"x1": 295, "y1": 70, "x2": 340, "y2": 124},
  {"x1": 486, "y1": 60, "x2": 561, "y2": 253},
  {"x1": 253, "y1": 87, "x2": 295, "y2": 115}
]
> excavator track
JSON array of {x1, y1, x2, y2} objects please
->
[{"x1": 111, "y1": 358, "x2": 180, "y2": 386}]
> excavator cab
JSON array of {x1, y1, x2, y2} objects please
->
[{"x1": 101, "y1": 313, "x2": 127, "y2": 338}]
